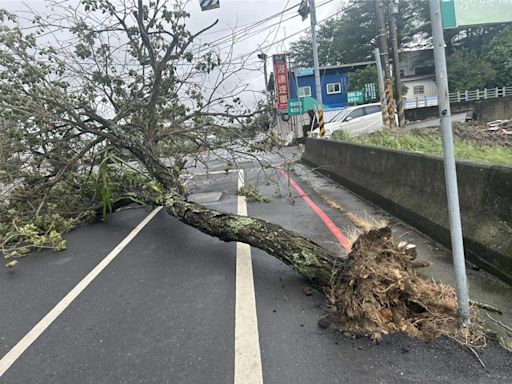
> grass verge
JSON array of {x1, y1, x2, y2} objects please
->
[{"x1": 331, "y1": 128, "x2": 512, "y2": 166}]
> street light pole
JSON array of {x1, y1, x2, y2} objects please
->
[
  {"x1": 308, "y1": 0, "x2": 325, "y2": 136},
  {"x1": 257, "y1": 52, "x2": 269, "y2": 95},
  {"x1": 429, "y1": 0, "x2": 470, "y2": 326},
  {"x1": 257, "y1": 52, "x2": 272, "y2": 131}
]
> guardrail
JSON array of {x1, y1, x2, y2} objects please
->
[
  {"x1": 449, "y1": 86, "x2": 512, "y2": 103},
  {"x1": 404, "y1": 96, "x2": 439, "y2": 109},
  {"x1": 404, "y1": 86, "x2": 512, "y2": 109}
]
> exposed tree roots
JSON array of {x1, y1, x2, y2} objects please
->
[{"x1": 329, "y1": 227, "x2": 486, "y2": 347}]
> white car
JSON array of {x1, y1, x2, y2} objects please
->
[{"x1": 311, "y1": 103, "x2": 386, "y2": 138}]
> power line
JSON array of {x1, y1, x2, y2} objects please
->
[
  {"x1": 231, "y1": 1, "x2": 359, "y2": 63},
  {"x1": 200, "y1": 0, "x2": 336, "y2": 50},
  {"x1": 200, "y1": 1, "x2": 302, "y2": 36}
]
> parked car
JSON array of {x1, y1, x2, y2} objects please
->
[{"x1": 310, "y1": 103, "x2": 386, "y2": 138}]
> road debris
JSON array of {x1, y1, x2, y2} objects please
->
[
  {"x1": 330, "y1": 227, "x2": 486, "y2": 347},
  {"x1": 486, "y1": 119, "x2": 512, "y2": 132},
  {"x1": 303, "y1": 286, "x2": 313, "y2": 296},
  {"x1": 469, "y1": 300, "x2": 503, "y2": 315},
  {"x1": 454, "y1": 121, "x2": 512, "y2": 147}
]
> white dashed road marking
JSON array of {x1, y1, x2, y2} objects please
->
[{"x1": 234, "y1": 169, "x2": 264, "y2": 384}]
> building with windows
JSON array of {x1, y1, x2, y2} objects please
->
[
  {"x1": 288, "y1": 61, "x2": 375, "y2": 110},
  {"x1": 284, "y1": 48, "x2": 437, "y2": 114},
  {"x1": 399, "y1": 48, "x2": 437, "y2": 100}
]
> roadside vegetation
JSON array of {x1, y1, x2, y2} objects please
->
[{"x1": 332, "y1": 125, "x2": 512, "y2": 166}]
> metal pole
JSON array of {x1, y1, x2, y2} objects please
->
[
  {"x1": 374, "y1": 48, "x2": 389, "y2": 128},
  {"x1": 309, "y1": 0, "x2": 325, "y2": 136},
  {"x1": 257, "y1": 53, "x2": 271, "y2": 131},
  {"x1": 262, "y1": 56, "x2": 268, "y2": 94},
  {"x1": 375, "y1": 0, "x2": 396, "y2": 130},
  {"x1": 429, "y1": 0, "x2": 470, "y2": 326},
  {"x1": 389, "y1": 0, "x2": 405, "y2": 128}
]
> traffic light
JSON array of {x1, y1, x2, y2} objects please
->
[
  {"x1": 200, "y1": 0, "x2": 220, "y2": 11},
  {"x1": 298, "y1": 0, "x2": 309, "y2": 21}
]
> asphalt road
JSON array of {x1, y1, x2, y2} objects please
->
[{"x1": 1, "y1": 151, "x2": 511, "y2": 383}]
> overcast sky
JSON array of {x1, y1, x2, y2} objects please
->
[{"x1": 0, "y1": 0, "x2": 341, "y2": 106}]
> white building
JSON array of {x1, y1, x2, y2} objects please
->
[{"x1": 399, "y1": 48, "x2": 438, "y2": 102}]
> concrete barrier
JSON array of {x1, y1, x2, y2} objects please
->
[
  {"x1": 405, "y1": 103, "x2": 473, "y2": 121},
  {"x1": 302, "y1": 139, "x2": 512, "y2": 284},
  {"x1": 475, "y1": 97, "x2": 512, "y2": 123},
  {"x1": 405, "y1": 97, "x2": 512, "y2": 122}
]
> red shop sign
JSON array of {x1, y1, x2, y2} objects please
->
[{"x1": 273, "y1": 54, "x2": 289, "y2": 111}]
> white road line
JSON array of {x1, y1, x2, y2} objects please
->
[
  {"x1": 0, "y1": 206, "x2": 163, "y2": 378},
  {"x1": 234, "y1": 169, "x2": 264, "y2": 384}
]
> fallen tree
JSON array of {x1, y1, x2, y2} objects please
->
[
  {"x1": 0, "y1": 0, "x2": 484, "y2": 345},
  {"x1": 0, "y1": 0, "x2": 335, "y2": 280}
]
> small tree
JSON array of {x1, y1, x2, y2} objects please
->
[
  {"x1": 483, "y1": 26, "x2": 512, "y2": 87},
  {"x1": 447, "y1": 50, "x2": 496, "y2": 91},
  {"x1": 348, "y1": 65, "x2": 378, "y2": 91}
]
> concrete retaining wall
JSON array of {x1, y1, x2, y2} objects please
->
[
  {"x1": 405, "y1": 97, "x2": 512, "y2": 122},
  {"x1": 302, "y1": 139, "x2": 512, "y2": 284},
  {"x1": 475, "y1": 97, "x2": 512, "y2": 122},
  {"x1": 405, "y1": 103, "x2": 472, "y2": 121}
]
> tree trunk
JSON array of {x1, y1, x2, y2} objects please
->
[
  {"x1": 163, "y1": 191, "x2": 344, "y2": 288},
  {"x1": 131, "y1": 146, "x2": 344, "y2": 288}
]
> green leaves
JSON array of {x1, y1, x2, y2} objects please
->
[
  {"x1": 74, "y1": 42, "x2": 92, "y2": 59},
  {"x1": 96, "y1": 156, "x2": 114, "y2": 221},
  {"x1": 348, "y1": 65, "x2": 378, "y2": 92},
  {"x1": 1, "y1": 214, "x2": 73, "y2": 262},
  {"x1": 447, "y1": 50, "x2": 496, "y2": 91},
  {"x1": 483, "y1": 26, "x2": 512, "y2": 87}
]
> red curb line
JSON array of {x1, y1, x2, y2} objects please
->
[{"x1": 277, "y1": 168, "x2": 352, "y2": 252}]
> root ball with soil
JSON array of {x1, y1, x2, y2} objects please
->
[{"x1": 328, "y1": 227, "x2": 485, "y2": 347}]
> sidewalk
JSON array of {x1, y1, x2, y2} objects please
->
[{"x1": 291, "y1": 161, "x2": 512, "y2": 348}]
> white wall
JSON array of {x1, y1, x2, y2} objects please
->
[{"x1": 403, "y1": 79, "x2": 438, "y2": 99}]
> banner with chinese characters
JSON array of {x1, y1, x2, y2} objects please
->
[
  {"x1": 272, "y1": 54, "x2": 290, "y2": 112},
  {"x1": 364, "y1": 83, "x2": 377, "y2": 102},
  {"x1": 441, "y1": 0, "x2": 512, "y2": 28}
]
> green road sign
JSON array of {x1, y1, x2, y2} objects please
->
[
  {"x1": 441, "y1": 0, "x2": 512, "y2": 29},
  {"x1": 287, "y1": 97, "x2": 319, "y2": 116},
  {"x1": 364, "y1": 83, "x2": 377, "y2": 102},
  {"x1": 347, "y1": 91, "x2": 364, "y2": 105},
  {"x1": 300, "y1": 96, "x2": 317, "y2": 111},
  {"x1": 287, "y1": 98, "x2": 302, "y2": 116}
]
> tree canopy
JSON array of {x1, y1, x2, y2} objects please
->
[
  {"x1": 288, "y1": 0, "x2": 429, "y2": 68},
  {"x1": 288, "y1": 0, "x2": 512, "y2": 91},
  {"x1": 0, "y1": 0, "x2": 276, "y2": 261}
]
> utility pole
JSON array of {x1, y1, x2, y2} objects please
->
[
  {"x1": 257, "y1": 52, "x2": 271, "y2": 131},
  {"x1": 429, "y1": 0, "x2": 470, "y2": 326},
  {"x1": 389, "y1": 0, "x2": 405, "y2": 128},
  {"x1": 375, "y1": 0, "x2": 396, "y2": 130},
  {"x1": 374, "y1": 48, "x2": 389, "y2": 128},
  {"x1": 257, "y1": 53, "x2": 269, "y2": 94},
  {"x1": 308, "y1": 0, "x2": 325, "y2": 136}
]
